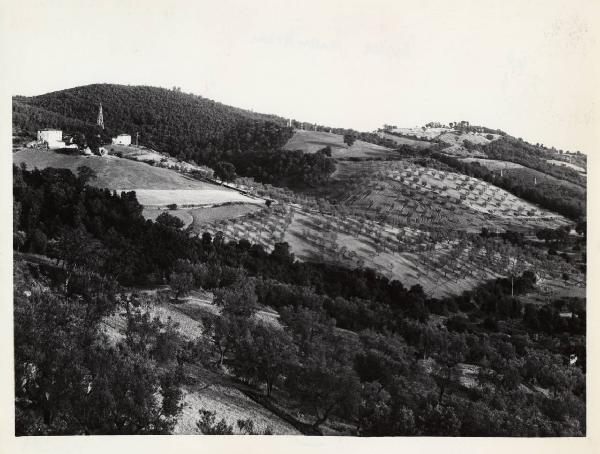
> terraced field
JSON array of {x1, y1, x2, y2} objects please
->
[
  {"x1": 188, "y1": 204, "x2": 263, "y2": 234},
  {"x1": 197, "y1": 205, "x2": 293, "y2": 253},
  {"x1": 189, "y1": 197, "x2": 580, "y2": 297},
  {"x1": 331, "y1": 160, "x2": 568, "y2": 232}
]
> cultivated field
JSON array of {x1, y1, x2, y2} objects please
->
[
  {"x1": 198, "y1": 205, "x2": 294, "y2": 253},
  {"x1": 188, "y1": 204, "x2": 263, "y2": 235},
  {"x1": 388, "y1": 127, "x2": 500, "y2": 156},
  {"x1": 330, "y1": 160, "x2": 568, "y2": 232},
  {"x1": 283, "y1": 129, "x2": 397, "y2": 159},
  {"x1": 195, "y1": 200, "x2": 580, "y2": 297}
]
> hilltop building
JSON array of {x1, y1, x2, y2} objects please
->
[
  {"x1": 36, "y1": 129, "x2": 67, "y2": 149},
  {"x1": 112, "y1": 134, "x2": 131, "y2": 146}
]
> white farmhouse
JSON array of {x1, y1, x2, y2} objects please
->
[
  {"x1": 37, "y1": 129, "x2": 66, "y2": 149},
  {"x1": 111, "y1": 134, "x2": 132, "y2": 146}
]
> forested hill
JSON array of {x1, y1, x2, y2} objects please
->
[{"x1": 13, "y1": 84, "x2": 293, "y2": 163}]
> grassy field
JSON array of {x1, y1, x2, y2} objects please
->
[
  {"x1": 283, "y1": 129, "x2": 397, "y2": 159},
  {"x1": 13, "y1": 149, "x2": 214, "y2": 190},
  {"x1": 109, "y1": 144, "x2": 212, "y2": 175},
  {"x1": 126, "y1": 189, "x2": 262, "y2": 207},
  {"x1": 460, "y1": 157, "x2": 525, "y2": 170},
  {"x1": 546, "y1": 159, "x2": 586, "y2": 174},
  {"x1": 375, "y1": 132, "x2": 431, "y2": 149}
]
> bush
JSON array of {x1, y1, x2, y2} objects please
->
[
  {"x1": 196, "y1": 409, "x2": 234, "y2": 434},
  {"x1": 29, "y1": 229, "x2": 48, "y2": 254}
]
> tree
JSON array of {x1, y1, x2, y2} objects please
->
[
  {"x1": 53, "y1": 227, "x2": 104, "y2": 290},
  {"x1": 76, "y1": 165, "x2": 97, "y2": 185},
  {"x1": 202, "y1": 312, "x2": 250, "y2": 368},
  {"x1": 156, "y1": 212, "x2": 184, "y2": 229},
  {"x1": 343, "y1": 133, "x2": 356, "y2": 147},
  {"x1": 14, "y1": 267, "x2": 182, "y2": 435},
  {"x1": 29, "y1": 229, "x2": 48, "y2": 254},
  {"x1": 317, "y1": 146, "x2": 332, "y2": 157},
  {"x1": 214, "y1": 161, "x2": 237, "y2": 182},
  {"x1": 169, "y1": 271, "x2": 194, "y2": 301},
  {"x1": 230, "y1": 321, "x2": 298, "y2": 396},
  {"x1": 214, "y1": 280, "x2": 258, "y2": 318},
  {"x1": 286, "y1": 346, "x2": 361, "y2": 429},
  {"x1": 432, "y1": 333, "x2": 467, "y2": 402},
  {"x1": 283, "y1": 307, "x2": 360, "y2": 428}
]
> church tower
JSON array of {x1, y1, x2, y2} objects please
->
[{"x1": 97, "y1": 102, "x2": 104, "y2": 129}]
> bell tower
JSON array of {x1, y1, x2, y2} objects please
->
[{"x1": 97, "y1": 102, "x2": 104, "y2": 129}]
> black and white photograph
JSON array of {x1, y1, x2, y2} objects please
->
[{"x1": 1, "y1": 0, "x2": 598, "y2": 451}]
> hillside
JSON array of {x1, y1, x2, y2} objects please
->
[
  {"x1": 283, "y1": 129, "x2": 399, "y2": 159},
  {"x1": 14, "y1": 84, "x2": 293, "y2": 164},
  {"x1": 13, "y1": 149, "x2": 263, "y2": 224},
  {"x1": 13, "y1": 149, "x2": 213, "y2": 190},
  {"x1": 11, "y1": 86, "x2": 587, "y2": 437},
  {"x1": 14, "y1": 166, "x2": 586, "y2": 436}
]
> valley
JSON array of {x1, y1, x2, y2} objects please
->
[{"x1": 12, "y1": 83, "x2": 587, "y2": 437}]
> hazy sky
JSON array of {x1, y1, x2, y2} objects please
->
[{"x1": 2, "y1": 0, "x2": 599, "y2": 153}]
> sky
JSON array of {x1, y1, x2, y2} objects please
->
[{"x1": 1, "y1": 0, "x2": 599, "y2": 153}]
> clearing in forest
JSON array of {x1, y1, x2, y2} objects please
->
[{"x1": 283, "y1": 129, "x2": 397, "y2": 159}]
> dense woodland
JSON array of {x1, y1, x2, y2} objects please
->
[{"x1": 14, "y1": 166, "x2": 585, "y2": 436}]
